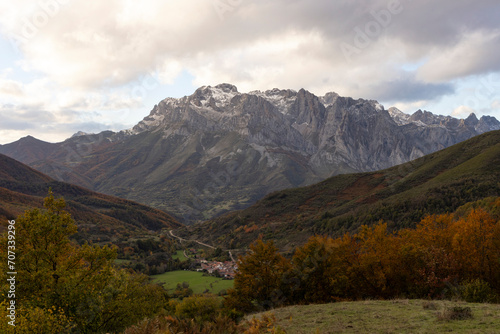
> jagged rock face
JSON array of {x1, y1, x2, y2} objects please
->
[{"x1": 1, "y1": 84, "x2": 499, "y2": 223}]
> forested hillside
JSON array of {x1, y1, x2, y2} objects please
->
[{"x1": 181, "y1": 130, "x2": 500, "y2": 251}]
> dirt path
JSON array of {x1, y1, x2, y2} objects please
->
[
  {"x1": 169, "y1": 230, "x2": 238, "y2": 262},
  {"x1": 169, "y1": 229, "x2": 215, "y2": 249}
]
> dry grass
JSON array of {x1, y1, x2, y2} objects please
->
[
  {"x1": 437, "y1": 306, "x2": 473, "y2": 321},
  {"x1": 251, "y1": 299, "x2": 500, "y2": 333},
  {"x1": 422, "y1": 300, "x2": 439, "y2": 310}
]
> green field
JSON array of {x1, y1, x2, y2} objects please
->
[
  {"x1": 250, "y1": 299, "x2": 500, "y2": 333},
  {"x1": 151, "y1": 270, "x2": 234, "y2": 295},
  {"x1": 171, "y1": 250, "x2": 188, "y2": 261}
]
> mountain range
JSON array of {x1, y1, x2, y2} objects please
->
[{"x1": 1, "y1": 84, "x2": 499, "y2": 223}]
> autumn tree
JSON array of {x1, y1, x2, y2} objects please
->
[
  {"x1": 290, "y1": 235, "x2": 348, "y2": 303},
  {"x1": 397, "y1": 214, "x2": 459, "y2": 297},
  {"x1": 0, "y1": 190, "x2": 167, "y2": 333},
  {"x1": 451, "y1": 208, "x2": 499, "y2": 285},
  {"x1": 231, "y1": 239, "x2": 291, "y2": 311}
]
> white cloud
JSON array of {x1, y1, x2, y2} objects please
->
[
  {"x1": 416, "y1": 31, "x2": 500, "y2": 83},
  {"x1": 0, "y1": 79, "x2": 24, "y2": 96},
  {"x1": 0, "y1": 0, "x2": 498, "y2": 95},
  {"x1": 452, "y1": 105, "x2": 476, "y2": 117},
  {"x1": 0, "y1": 0, "x2": 495, "y2": 93},
  {"x1": 1, "y1": 0, "x2": 500, "y2": 143}
]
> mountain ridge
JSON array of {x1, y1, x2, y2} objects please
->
[
  {"x1": 1, "y1": 84, "x2": 499, "y2": 223},
  {"x1": 0, "y1": 153, "x2": 182, "y2": 243}
]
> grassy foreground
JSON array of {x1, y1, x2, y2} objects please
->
[
  {"x1": 249, "y1": 299, "x2": 500, "y2": 333},
  {"x1": 151, "y1": 270, "x2": 234, "y2": 295}
]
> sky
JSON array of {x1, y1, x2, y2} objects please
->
[{"x1": 1, "y1": 0, "x2": 500, "y2": 144}]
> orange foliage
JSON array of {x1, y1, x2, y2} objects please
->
[
  {"x1": 451, "y1": 209, "x2": 499, "y2": 282},
  {"x1": 244, "y1": 224, "x2": 259, "y2": 234},
  {"x1": 233, "y1": 240, "x2": 291, "y2": 310},
  {"x1": 230, "y1": 200, "x2": 500, "y2": 306}
]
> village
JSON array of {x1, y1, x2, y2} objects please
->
[
  {"x1": 198, "y1": 260, "x2": 238, "y2": 279},
  {"x1": 183, "y1": 248, "x2": 238, "y2": 279}
]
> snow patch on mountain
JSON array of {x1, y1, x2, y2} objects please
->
[
  {"x1": 388, "y1": 107, "x2": 411, "y2": 126},
  {"x1": 250, "y1": 88, "x2": 297, "y2": 114}
]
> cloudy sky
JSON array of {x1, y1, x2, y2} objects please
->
[{"x1": 1, "y1": 0, "x2": 500, "y2": 144}]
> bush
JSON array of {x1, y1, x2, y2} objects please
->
[
  {"x1": 242, "y1": 313, "x2": 287, "y2": 334},
  {"x1": 460, "y1": 279, "x2": 496, "y2": 303},
  {"x1": 174, "y1": 294, "x2": 222, "y2": 323},
  {"x1": 0, "y1": 302, "x2": 74, "y2": 334},
  {"x1": 124, "y1": 314, "x2": 241, "y2": 334},
  {"x1": 422, "y1": 301, "x2": 438, "y2": 310},
  {"x1": 437, "y1": 306, "x2": 473, "y2": 321}
]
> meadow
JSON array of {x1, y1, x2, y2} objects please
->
[
  {"x1": 151, "y1": 270, "x2": 234, "y2": 295},
  {"x1": 171, "y1": 250, "x2": 189, "y2": 261},
  {"x1": 250, "y1": 299, "x2": 500, "y2": 333}
]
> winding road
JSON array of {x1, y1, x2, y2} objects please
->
[{"x1": 169, "y1": 230, "x2": 236, "y2": 262}]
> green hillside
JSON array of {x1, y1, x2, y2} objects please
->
[
  {"x1": 179, "y1": 130, "x2": 500, "y2": 251},
  {"x1": 0, "y1": 153, "x2": 182, "y2": 243}
]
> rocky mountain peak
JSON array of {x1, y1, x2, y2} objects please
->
[
  {"x1": 191, "y1": 84, "x2": 240, "y2": 109},
  {"x1": 321, "y1": 92, "x2": 340, "y2": 106},
  {"x1": 131, "y1": 84, "x2": 500, "y2": 141},
  {"x1": 194, "y1": 83, "x2": 239, "y2": 97},
  {"x1": 387, "y1": 107, "x2": 410, "y2": 126},
  {"x1": 71, "y1": 131, "x2": 91, "y2": 138},
  {"x1": 410, "y1": 109, "x2": 436, "y2": 124},
  {"x1": 20, "y1": 135, "x2": 37, "y2": 141},
  {"x1": 477, "y1": 115, "x2": 500, "y2": 133},
  {"x1": 249, "y1": 88, "x2": 298, "y2": 114},
  {"x1": 465, "y1": 113, "x2": 479, "y2": 126},
  {"x1": 214, "y1": 83, "x2": 238, "y2": 93}
]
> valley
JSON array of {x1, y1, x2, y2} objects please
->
[{"x1": 1, "y1": 85, "x2": 498, "y2": 224}]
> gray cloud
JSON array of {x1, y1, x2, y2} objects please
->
[
  {"x1": 370, "y1": 77, "x2": 455, "y2": 102},
  {"x1": 3, "y1": 0, "x2": 498, "y2": 92},
  {"x1": 0, "y1": 106, "x2": 127, "y2": 143},
  {"x1": 386, "y1": 0, "x2": 500, "y2": 47},
  {"x1": 0, "y1": 105, "x2": 55, "y2": 127},
  {"x1": 0, "y1": 0, "x2": 499, "y2": 145}
]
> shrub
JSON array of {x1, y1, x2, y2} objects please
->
[
  {"x1": 437, "y1": 306, "x2": 473, "y2": 321},
  {"x1": 242, "y1": 313, "x2": 287, "y2": 334},
  {"x1": 174, "y1": 294, "x2": 222, "y2": 323},
  {"x1": 460, "y1": 279, "x2": 495, "y2": 303},
  {"x1": 123, "y1": 314, "x2": 240, "y2": 334},
  {"x1": 422, "y1": 301, "x2": 438, "y2": 310},
  {"x1": 0, "y1": 302, "x2": 74, "y2": 334}
]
